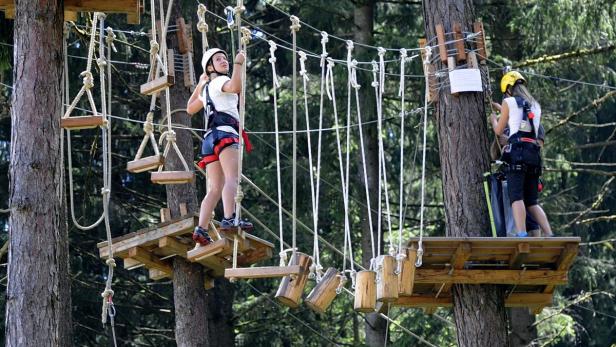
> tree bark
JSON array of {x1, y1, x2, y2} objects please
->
[
  {"x1": 422, "y1": 1, "x2": 509, "y2": 346},
  {"x1": 353, "y1": 1, "x2": 389, "y2": 345},
  {"x1": 162, "y1": 2, "x2": 234, "y2": 346},
  {"x1": 6, "y1": 1, "x2": 72, "y2": 346},
  {"x1": 509, "y1": 308, "x2": 537, "y2": 347}
]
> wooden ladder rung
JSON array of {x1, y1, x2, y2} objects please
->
[
  {"x1": 140, "y1": 75, "x2": 175, "y2": 95},
  {"x1": 127, "y1": 155, "x2": 165, "y2": 173},
  {"x1": 150, "y1": 171, "x2": 195, "y2": 185},
  {"x1": 60, "y1": 115, "x2": 104, "y2": 130},
  {"x1": 224, "y1": 265, "x2": 302, "y2": 279}
]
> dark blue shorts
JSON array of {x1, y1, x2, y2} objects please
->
[{"x1": 197, "y1": 128, "x2": 239, "y2": 168}]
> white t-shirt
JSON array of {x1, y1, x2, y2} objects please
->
[
  {"x1": 504, "y1": 96, "x2": 541, "y2": 137},
  {"x1": 199, "y1": 76, "x2": 239, "y2": 135}
]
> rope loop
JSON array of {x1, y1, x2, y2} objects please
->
[
  {"x1": 197, "y1": 21, "x2": 209, "y2": 33},
  {"x1": 149, "y1": 40, "x2": 160, "y2": 55},
  {"x1": 279, "y1": 250, "x2": 288, "y2": 267},
  {"x1": 268, "y1": 40, "x2": 277, "y2": 63},
  {"x1": 349, "y1": 59, "x2": 360, "y2": 89},
  {"x1": 105, "y1": 27, "x2": 117, "y2": 52},
  {"x1": 240, "y1": 26, "x2": 252, "y2": 45},
  {"x1": 377, "y1": 46, "x2": 386, "y2": 57},
  {"x1": 197, "y1": 3, "x2": 207, "y2": 18},
  {"x1": 346, "y1": 40, "x2": 354, "y2": 51},
  {"x1": 298, "y1": 51, "x2": 309, "y2": 81},
  {"x1": 96, "y1": 57, "x2": 107, "y2": 68},
  {"x1": 106, "y1": 257, "x2": 116, "y2": 267},
  {"x1": 395, "y1": 252, "x2": 407, "y2": 275},
  {"x1": 336, "y1": 272, "x2": 347, "y2": 294},
  {"x1": 144, "y1": 112, "x2": 154, "y2": 133},
  {"x1": 289, "y1": 16, "x2": 301, "y2": 32},
  {"x1": 80, "y1": 71, "x2": 94, "y2": 89},
  {"x1": 415, "y1": 243, "x2": 424, "y2": 267},
  {"x1": 101, "y1": 288, "x2": 114, "y2": 299}
]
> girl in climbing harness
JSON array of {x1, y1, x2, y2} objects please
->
[
  {"x1": 491, "y1": 71, "x2": 553, "y2": 237},
  {"x1": 187, "y1": 48, "x2": 253, "y2": 246}
]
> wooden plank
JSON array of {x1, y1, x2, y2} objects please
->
[
  {"x1": 128, "y1": 247, "x2": 172, "y2": 275},
  {"x1": 127, "y1": 155, "x2": 164, "y2": 173},
  {"x1": 473, "y1": 22, "x2": 487, "y2": 61},
  {"x1": 151, "y1": 171, "x2": 194, "y2": 185},
  {"x1": 149, "y1": 268, "x2": 171, "y2": 280},
  {"x1": 157, "y1": 236, "x2": 189, "y2": 258},
  {"x1": 61, "y1": 115, "x2": 104, "y2": 130},
  {"x1": 510, "y1": 243, "x2": 531, "y2": 269},
  {"x1": 98, "y1": 215, "x2": 196, "y2": 258},
  {"x1": 453, "y1": 22, "x2": 466, "y2": 61},
  {"x1": 414, "y1": 269, "x2": 568, "y2": 285},
  {"x1": 435, "y1": 24, "x2": 447, "y2": 63},
  {"x1": 123, "y1": 258, "x2": 142, "y2": 270},
  {"x1": 395, "y1": 293, "x2": 553, "y2": 308},
  {"x1": 140, "y1": 75, "x2": 175, "y2": 95},
  {"x1": 179, "y1": 203, "x2": 188, "y2": 217},
  {"x1": 407, "y1": 236, "x2": 581, "y2": 246},
  {"x1": 418, "y1": 38, "x2": 438, "y2": 103},
  {"x1": 160, "y1": 208, "x2": 171, "y2": 223},
  {"x1": 225, "y1": 265, "x2": 302, "y2": 279},
  {"x1": 177, "y1": 17, "x2": 189, "y2": 54},
  {"x1": 0, "y1": 0, "x2": 141, "y2": 23},
  {"x1": 187, "y1": 238, "x2": 232, "y2": 262}
]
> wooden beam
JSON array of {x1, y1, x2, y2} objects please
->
[
  {"x1": 149, "y1": 268, "x2": 171, "y2": 280},
  {"x1": 544, "y1": 243, "x2": 579, "y2": 293},
  {"x1": 123, "y1": 258, "x2": 142, "y2": 270},
  {"x1": 225, "y1": 265, "x2": 302, "y2": 279},
  {"x1": 140, "y1": 75, "x2": 175, "y2": 96},
  {"x1": 414, "y1": 269, "x2": 568, "y2": 285},
  {"x1": 60, "y1": 115, "x2": 104, "y2": 130},
  {"x1": 453, "y1": 22, "x2": 466, "y2": 62},
  {"x1": 98, "y1": 215, "x2": 196, "y2": 258},
  {"x1": 128, "y1": 247, "x2": 172, "y2": 275},
  {"x1": 435, "y1": 24, "x2": 447, "y2": 63},
  {"x1": 436, "y1": 242, "x2": 472, "y2": 296},
  {"x1": 395, "y1": 293, "x2": 553, "y2": 308},
  {"x1": 187, "y1": 238, "x2": 232, "y2": 262},
  {"x1": 509, "y1": 243, "x2": 530, "y2": 269},
  {"x1": 126, "y1": 155, "x2": 164, "y2": 173},
  {"x1": 157, "y1": 236, "x2": 189, "y2": 258},
  {"x1": 0, "y1": 0, "x2": 141, "y2": 24}
]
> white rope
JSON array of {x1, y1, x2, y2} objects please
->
[
  {"x1": 396, "y1": 48, "x2": 408, "y2": 270},
  {"x1": 342, "y1": 42, "x2": 356, "y2": 277},
  {"x1": 233, "y1": 1, "x2": 247, "y2": 226},
  {"x1": 196, "y1": 4, "x2": 209, "y2": 49},
  {"x1": 268, "y1": 40, "x2": 286, "y2": 266},
  {"x1": 416, "y1": 46, "x2": 433, "y2": 267},
  {"x1": 290, "y1": 15, "x2": 301, "y2": 259}
]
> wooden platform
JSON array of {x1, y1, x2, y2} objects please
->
[
  {"x1": 0, "y1": 0, "x2": 142, "y2": 24},
  {"x1": 97, "y1": 215, "x2": 274, "y2": 284},
  {"x1": 393, "y1": 237, "x2": 580, "y2": 313}
]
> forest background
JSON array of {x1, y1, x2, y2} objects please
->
[{"x1": 0, "y1": 0, "x2": 615, "y2": 346}]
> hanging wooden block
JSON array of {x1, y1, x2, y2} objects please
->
[
  {"x1": 140, "y1": 49, "x2": 175, "y2": 95},
  {"x1": 127, "y1": 154, "x2": 165, "y2": 173},
  {"x1": 376, "y1": 255, "x2": 399, "y2": 303},
  {"x1": 60, "y1": 115, "x2": 104, "y2": 130},
  {"x1": 453, "y1": 22, "x2": 466, "y2": 62},
  {"x1": 305, "y1": 267, "x2": 340, "y2": 314},
  {"x1": 354, "y1": 270, "x2": 376, "y2": 312},
  {"x1": 435, "y1": 24, "x2": 447, "y2": 64},
  {"x1": 275, "y1": 252, "x2": 312, "y2": 308},
  {"x1": 150, "y1": 171, "x2": 195, "y2": 185},
  {"x1": 225, "y1": 265, "x2": 301, "y2": 279},
  {"x1": 399, "y1": 246, "x2": 417, "y2": 295},
  {"x1": 473, "y1": 22, "x2": 488, "y2": 62}
]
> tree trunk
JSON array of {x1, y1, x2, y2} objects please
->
[
  {"x1": 509, "y1": 308, "x2": 537, "y2": 347},
  {"x1": 422, "y1": 1, "x2": 509, "y2": 346},
  {"x1": 162, "y1": 2, "x2": 234, "y2": 346},
  {"x1": 6, "y1": 1, "x2": 72, "y2": 346},
  {"x1": 353, "y1": 1, "x2": 388, "y2": 345}
]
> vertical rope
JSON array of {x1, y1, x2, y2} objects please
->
[
  {"x1": 396, "y1": 49, "x2": 408, "y2": 271},
  {"x1": 290, "y1": 16, "x2": 301, "y2": 259},
  {"x1": 234, "y1": 27, "x2": 250, "y2": 224},
  {"x1": 268, "y1": 40, "x2": 286, "y2": 266}
]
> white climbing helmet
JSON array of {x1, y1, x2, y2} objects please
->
[{"x1": 201, "y1": 48, "x2": 227, "y2": 71}]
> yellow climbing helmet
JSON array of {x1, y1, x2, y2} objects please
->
[
  {"x1": 201, "y1": 48, "x2": 227, "y2": 71},
  {"x1": 500, "y1": 71, "x2": 526, "y2": 93}
]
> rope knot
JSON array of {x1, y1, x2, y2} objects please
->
[
  {"x1": 197, "y1": 3, "x2": 207, "y2": 18},
  {"x1": 101, "y1": 187, "x2": 111, "y2": 196},
  {"x1": 415, "y1": 246, "x2": 424, "y2": 267},
  {"x1": 96, "y1": 57, "x2": 107, "y2": 68},
  {"x1": 298, "y1": 51, "x2": 309, "y2": 80},
  {"x1": 165, "y1": 131, "x2": 176, "y2": 143},
  {"x1": 400, "y1": 48, "x2": 408, "y2": 59},
  {"x1": 388, "y1": 245, "x2": 396, "y2": 256},
  {"x1": 96, "y1": 12, "x2": 106, "y2": 21},
  {"x1": 144, "y1": 112, "x2": 154, "y2": 133},
  {"x1": 395, "y1": 252, "x2": 407, "y2": 275},
  {"x1": 336, "y1": 273, "x2": 347, "y2": 294},
  {"x1": 149, "y1": 41, "x2": 160, "y2": 55},
  {"x1": 80, "y1": 71, "x2": 94, "y2": 89},
  {"x1": 197, "y1": 21, "x2": 208, "y2": 33},
  {"x1": 289, "y1": 16, "x2": 301, "y2": 32},
  {"x1": 240, "y1": 27, "x2": 252, "y2": 45},
  {"x1": 279, "y1": 250, "x2": 288, "y2": 267},
  {"x1": 320, "y1": 31, "x2": 329, "y2": 45},
  {"x1": 101, "y1": 288, "x2": 114, "y2": 299},
  {"x1": 105, "y1": 27, "x2": 117, "y2": 52},
  {"x1": 308, "y1": 263, "x2": 317, "y2": 280},
  {"x1": 106, "y1": 258, "x2": 116, "y2": 267},
  {"x1": 377, "y1": 47, "x2": 386, "y2": 57},
  {"x1": 346, "y1": 40, "x2": 354, "y2": 51}
]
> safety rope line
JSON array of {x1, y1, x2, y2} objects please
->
[
  {"x1": 298, "y1": 50, "x2": 323, "y2": 280},
  {"x1": 326, "y1": 56, "x2": 355, "y2": 289},
  {"x1": 348, "y1": 43, "x2": 375, "y2": 266},
  {"x1": 268, "y1": 40, "x2": 286, "y2": 266},
  {"x1": 371, "y1": 58, "x2": 382, "y2": 262},
  {"x1": 232, "y1": 0, "x2": 247, "y2": 228},
  {"x1": 416, "y1": 46, "x2": 433, "y2": 267},
  {"x1": 396, "y1": 49, "x2": 409, "y2": 273},
  {"x1": 290, "y1": 15, "x2": 301, "y2": 261}
]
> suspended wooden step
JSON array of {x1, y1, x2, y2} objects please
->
[
  {"x1": 275, "y1": 252, "x2": 312, "y2": 308},
  {"x1": 305, "y1": 267, "x2": 341, "y2": 314},
  {"x1": 140, "y1": 75, "x2": 175, "y2": 95},
  {"x1": 150, "y1": 171, "x2": 195, "y2": 185},
  {"x1": 392, "y1": 237, "x2": 580, "y2": 314},
  {"x1": 98, "y1": 213, "x2": 275, "y2": 285},
  {"x1": 127, "y1": 155, "x2": 164, "y2": 173},
  {"x1": 224, "y1": 265, "x2": 301, "y2": 279},
  {"x1": 0, "y1": 0, "x2": 142, "y2": 24},
  {"x1": 60, "y1": 115, "x2": 105, "y2": 130},
  {"x1": 354, "y1": 270, "x2": 377, "y2": 312},
  {"x1": 376, "y1": 255, "x2": 399, "y2": 303}
]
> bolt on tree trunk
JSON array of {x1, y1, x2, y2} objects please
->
[
  {"x1": 422, "y1": 1, "x2": 509, "y2": 346},
  {"x1": 6, "y1": 1, "x2": 72, "y2": 346}
]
